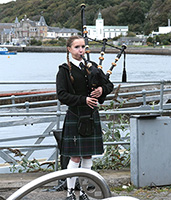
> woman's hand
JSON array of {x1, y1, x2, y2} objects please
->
[
  {"x1": 86, "y1": 97, "x2": 98, "y2": 109},
  {"x1": 90, "y1": 87, "x2": 103, "y2": 98}
]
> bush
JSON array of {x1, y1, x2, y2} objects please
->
[
  {"x1": 93, "y1": 101, "x2": 130, "y2": 170},
  {"x1": 30, "y1": 38, "x2": 42, "y2": 46},
  {"x1": 162, "y1": 40, "x2": 170, "y2": 45}
]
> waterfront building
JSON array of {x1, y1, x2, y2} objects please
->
[
  {"x1": 86, "y1": 12, "x2": 128, "y2": 40},
  {"x1": 114, "y1": 36, "x2": 147, "y2": 46},
  {"x1": 0, "y1": 15, "x2": 80, "y2": 45},
  {"x1": 0, "y1": 23, "x2": 15, "y2": 44},
  {"x1": 150, "y1": 19, "x2": 171, "y2": 37},
  {"x1": 13, "y1": 15, "x2": 48, "y2": 44},
  {"x1": 47, "y1": 27, "x2": 80, "y2": 39}
]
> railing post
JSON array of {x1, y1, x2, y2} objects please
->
[
  {"x1": 142, "y1": 89, "x2": 146, "y2": 105},
  {"x1": 56, "y1": 100, "x2": 61, "y2": 129},
  {"x1": 11, "y1": 95, "x2": 15, "y2": 104},
  {"x1": 25, "y1": 101, "x2": 30, "y2": 112},
  {"x1": 55, "y1": 146, "x2": 59, "y2": 171},
  {"x1": 55, "y1": 100, "x2": 61, "y2": 170},
  {"x1": 159, "y1": 80, "x2": 164, "y2": 111}
]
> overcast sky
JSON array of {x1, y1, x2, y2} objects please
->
[{"x1": 0, "y1": 0, "x2": 16, "y2": 4}]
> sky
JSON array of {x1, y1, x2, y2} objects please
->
[{"x1": 0, "y1": 0, "x2": 16, "y2": 4}]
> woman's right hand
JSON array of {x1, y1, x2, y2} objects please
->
[{"x1": 86, "y1": 97, "x2": 98, "y2": 109}]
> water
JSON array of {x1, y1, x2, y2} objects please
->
[{"x1": 0, "y1": 52, "x2": 170, "y2": 92}]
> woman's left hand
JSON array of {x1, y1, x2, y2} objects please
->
[{"x1": 90, "y1": 87, "x2": 103, "y2": 98}]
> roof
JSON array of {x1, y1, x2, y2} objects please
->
[
  {"x1": 15, "y1": 17, "x2": 19, "y2": 24},
  {"x1": 87, "y1": 25, "x2": 128, "y2": 30},
  {"x1": 19, "y1": 18, "x2": 37, "y2": 27},
  {"x1": 97, "y1": 11, "x2": 102, "y2": 20},
  {"x1": 48, "y1": 27, "x2": 61, "y2": 32},
  {"x1": 118, "y1": 37, "x2": 147, "y2": 42},
  {"x1": 14, "y1": 15, "x2": 47, "y2": 27},
  {"x1": 60, "y1": 28, "x2": 80, "y2": 33},
  {"x1": 38, "y1": 16, "x2": 47, "y2": 26},
  {"x1": 104, "y1": 26, "x2": 128, "y2": 29},
  {"x1": 0, "y1": 23, "x2": 14, "y2": 30},
  {"x1": 48, "y1": 26, "x2": 80, "y2": 33}
]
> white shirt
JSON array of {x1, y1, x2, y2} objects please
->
[{"x1": 71, "y1": 57, "x2": 84, "y2": 69}]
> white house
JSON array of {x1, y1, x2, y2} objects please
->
[
  {"x1": 47, "y1": 27, "x2": 81, "y2": 39},
  {"x1": 150, "y1": 19, "x2": 171, "y2": 37},
  {"x1": 86, "y1": 12, "x2": 128, "y2": 40}
]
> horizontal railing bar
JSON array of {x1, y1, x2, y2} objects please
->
[
  {"x1": 104, "y1": 142, "x2": 130, "y2": 145},
  {"x1": 107, "y1": 89, "x2": 171, "y2": 98},
  {"x1": 0, "y1": 100, "x2": 58, "y2": 109},
  {"x1": 114, "y1": 82, "x2": 161, "y2": 88},
  {"x1": 0, "y1": 110, "x2": 170, "y2": 117},
  {"x1": 0, "y1": 81, "x2": 56, "y2": 84},
  {"x1": 100, "y1": 110, "x2": 171, "y2": 114},
  {"x1": 0, "y1": 81, "x2": 170, "y2": 84},
  {"x1": 0, "y1": 145, "x2": 58, "y2": 148},
  {"x1": 0, "y1": 112, "x2": 65, "y2": 116},
  {"x1": 0, "y1": 144, "x2": 58, "y2": 149},
  {"x1": 0, "y1": 92, "x2": 56, "y2": 101},
  {"x1": 116, "y1": 104, "x2": 171, "y2": 111},
  {"x1": 0, "y1": 142, "x2": 129, "y2": 151},
  {"x1": 0, "y1": 133, "x2": 55, "y2": 143}
]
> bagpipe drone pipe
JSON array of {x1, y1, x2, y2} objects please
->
[{"x1": 80, "y1": 4, "x2": 127, "y2": 91}]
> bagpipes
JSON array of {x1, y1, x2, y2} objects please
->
[{"x1": 80, "y1": 3, "x2": 127, "y2": 84}]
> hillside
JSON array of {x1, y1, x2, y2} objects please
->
[{"x1": 0, "y1": 0, "x2": 171, "y2": 35}]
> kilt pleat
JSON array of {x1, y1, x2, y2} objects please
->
[{"x1": 61, "y1": 106, "x2": 104, "y2": 156}]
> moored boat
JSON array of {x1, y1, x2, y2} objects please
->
[{"x1": 0, "y1": 47, "x2": 17, "y2": 55}]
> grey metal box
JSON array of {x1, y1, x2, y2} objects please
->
[{"x1": 130, "y1": 115, "x2": 171, "y2": 188}]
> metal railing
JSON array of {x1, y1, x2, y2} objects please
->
[
  {"x1": 0, "y1": 81, "x2": 170, "y2": 172},
  {"x1": 1, "y1": 80, "x2": 171, "y2": 111}
]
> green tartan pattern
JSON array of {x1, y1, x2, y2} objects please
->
[{"x1": 61, "y1": 106, "x2": 104, "y2": 156}]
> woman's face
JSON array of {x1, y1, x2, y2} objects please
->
[{"x1": 68, "y1": 38, "x2": 85, "y2": 61}]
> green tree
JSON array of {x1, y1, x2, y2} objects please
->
[{"x1": 0, "y1": 0, "x2": 170, "y2": 35}]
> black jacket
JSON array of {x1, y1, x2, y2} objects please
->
[{"x1": 56, "y1": 62, "x2": 113, "y2": 106}]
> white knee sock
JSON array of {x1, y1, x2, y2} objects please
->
[
  {"x1": 80, "y1": 158, "x2": 92, "y2": 195},
  {"x1": 81, "y1": 158, "x2": 92, "y2": 169},
  {"x1": 67, "y1": 159, "x2": 79, "y2": 196}
]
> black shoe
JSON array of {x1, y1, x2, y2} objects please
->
[
  {"x1": 79, "y1": 190, "x2": 90, "y2": 200},
  {"x1": 66, "y1": 188, "x2": 76, "y2": 200}
]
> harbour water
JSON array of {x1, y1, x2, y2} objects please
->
[
  {"x1": 0, "y1": 52, "x2": 171, "y2": 92},
  {"x1": 0, "y1": 52, "x2": 171, "y2": 169}
]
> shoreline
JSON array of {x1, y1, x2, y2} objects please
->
[{"x1": 6, "y1": 46, "x2": 171, "y2": 55}]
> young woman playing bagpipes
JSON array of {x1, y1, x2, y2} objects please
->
[{"x1": 56, "y1": 35, "x2": 113, "y2": 200}]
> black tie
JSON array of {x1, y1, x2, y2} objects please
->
[{"x1": 79, "y1": 62, "x2": 85, "y2": 70}]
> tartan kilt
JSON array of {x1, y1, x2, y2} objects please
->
[{"x1": 60, "y1": 106, "x2": 104, "y2": 157}]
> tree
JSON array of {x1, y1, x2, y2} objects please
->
[{"x1": 0, "y1": 0, "x2": 170, "y2": 35}]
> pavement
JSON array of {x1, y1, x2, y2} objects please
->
[{"x1": 1, "y1": 169, "x2": 171, "y2": 200}]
